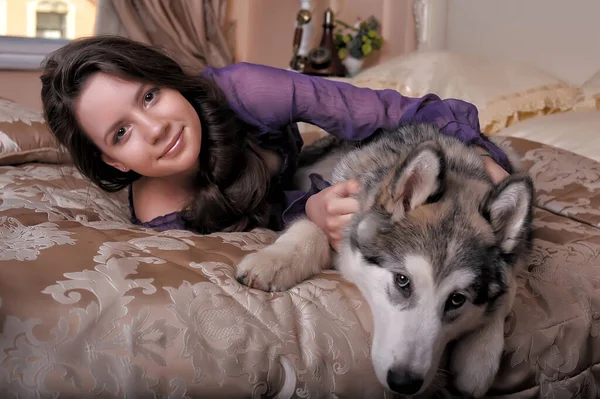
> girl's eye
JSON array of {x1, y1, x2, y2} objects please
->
[
  {"x1": 143, "y1": 88, "x2": 159, "y2": 105},
  {"x1": 113, "y1": 127, "x2": 128, "y2": 144}
]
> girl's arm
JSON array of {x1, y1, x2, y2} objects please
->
[{"x1": 202, "y1": 62, "x2": 511, "y2": 173}]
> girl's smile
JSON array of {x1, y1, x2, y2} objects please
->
[{"x1": 159, "y1": 128, "x2": 184, "y2": 159}]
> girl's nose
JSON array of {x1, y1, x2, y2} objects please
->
[{"x1": 141, "y1": 114, "x2": 168, "y2": 143}]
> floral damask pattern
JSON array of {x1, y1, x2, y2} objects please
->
[
  {"x1": 208, "y1": 229, "x2": 279, "y2": 251},
  {"x1": 0, "y1": 216, "x2": 76, "y2": 261},
  {"x1": 1, "y1": 136, "x2": 600, "y2": 398}
]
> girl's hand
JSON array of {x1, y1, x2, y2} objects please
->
[
  {"x1": 305, "y1": 179, "x2": 361, "y2": 252},
  {"x1": 473, "y1": 146, "x2": 510, "y2": 184}
]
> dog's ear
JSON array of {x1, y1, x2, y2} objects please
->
[
  {"x1": 482, "y1": 174, "x2": 534, "y2": 254},
  {"x1": 354, "y1": 212, "x2": 390, "y2": 253},
  {"x1": 376, "y1": 141, "x2": 446, "y2": 221}
]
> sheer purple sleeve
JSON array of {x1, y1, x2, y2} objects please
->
[
  {"x1": 397, "y1": 95, "x2": 512, "y2": 172},
  {"x1": 201, "y1": 62, "x2": 511, "y2": 172}
]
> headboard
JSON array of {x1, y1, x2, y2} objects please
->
[{"x1": 412, "y1": 0, "x2": 600, "y2": 85}]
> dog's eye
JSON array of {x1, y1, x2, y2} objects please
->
[
  {"x1": 445, "y1": 292, "x2": 466, "y2": 311},
  {"x1": 395, "y1": 273, "x2": 410, "y2": 290}
]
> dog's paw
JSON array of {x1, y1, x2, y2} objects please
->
[
  {"x1": 451, "y1": 325, "x2": 504, "y2": 398},
  {"x1": 236, "y1": 244, "x2": 300, "y2": 292},
  {"x1": 453, "y1": 363, "x2": 497, "y2": 398}
]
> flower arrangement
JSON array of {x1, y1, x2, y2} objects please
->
[{"x1": 334, "y1": 16, "x2": 384, "y2": 61}]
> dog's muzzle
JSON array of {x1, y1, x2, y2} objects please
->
[{"x1": 386, "y1": 366, "x2": 424, "y2": 395}]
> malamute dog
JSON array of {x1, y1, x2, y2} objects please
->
[{"x1": 237, "y1": 123, "x2": 534, "y2": 397}]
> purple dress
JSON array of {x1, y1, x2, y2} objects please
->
[{"x1": 130, "y1": 62, "x2": 511, "y2": 232}]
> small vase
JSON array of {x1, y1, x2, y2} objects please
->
[{"x1": 343, "y1": 56, "x2": 364, "y2": 77}]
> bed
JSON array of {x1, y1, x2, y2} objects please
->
[{"x1": 2, "y1": 1, "x2": 600, "y2": 398}]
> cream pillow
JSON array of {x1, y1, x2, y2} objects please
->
[
  {"x1": 349, "y1": 51, "x2": 581, "y2": 135},
  {"x1": 499, "y1": 108, "x2": 600, "y2": 163},
  {"x1": 575, "y1": 69, "x2": 600, "y2": 111}
]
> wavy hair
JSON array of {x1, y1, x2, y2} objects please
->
[{"x1": 40, "y1": 35, "x2": 272, "y2": 233}]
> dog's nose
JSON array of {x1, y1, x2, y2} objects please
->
[{"x1": 386, "y1": 368, "x2": 424, "y2": 395}]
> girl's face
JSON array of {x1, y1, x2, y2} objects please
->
[{"x1": 74, "y1": 72, "x2": 202, "y2": 179}]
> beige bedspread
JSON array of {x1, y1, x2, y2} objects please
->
[{"x1": 1, "y1": 136, "x2": 599, "y2": 398}]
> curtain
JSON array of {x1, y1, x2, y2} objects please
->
[{"x1": 94, "y1": 0, "x2": 234, "y2": 74}]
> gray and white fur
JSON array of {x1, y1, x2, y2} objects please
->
[{"x1": 237, "y1": 123, "x2": 534, "y2": 397}]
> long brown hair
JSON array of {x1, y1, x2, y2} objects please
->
[{"x1": 40, "y1": 35, "x2": 272, "y2": 233}]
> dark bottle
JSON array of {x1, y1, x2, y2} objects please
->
[{"x1": 304, "y1": 8, "x2": 347, "y2": 77}]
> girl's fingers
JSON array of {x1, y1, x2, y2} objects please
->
[
  {"x1": 326, "y1": 197, "x2": 360, "y2": 215},
  {"x1": 485, "y1": 160, "x2": 509, "y2": 184},
  {"x1": 326, "y1": 214, "x2": 354, "y2": 238},
  {"x1": 328, "y1": 179, "x2": 361, "y2": 197},
  {"x1": 330, "y1": 214, "x2": 354, "y2": 231}
]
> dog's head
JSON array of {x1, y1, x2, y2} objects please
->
[{"x1": 337, "y1": 141, "x2": 534, "y2": 396}]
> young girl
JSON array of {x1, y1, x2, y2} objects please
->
[{"x1": 40, "y1": 36, "x2": 509, "y2": 250}]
